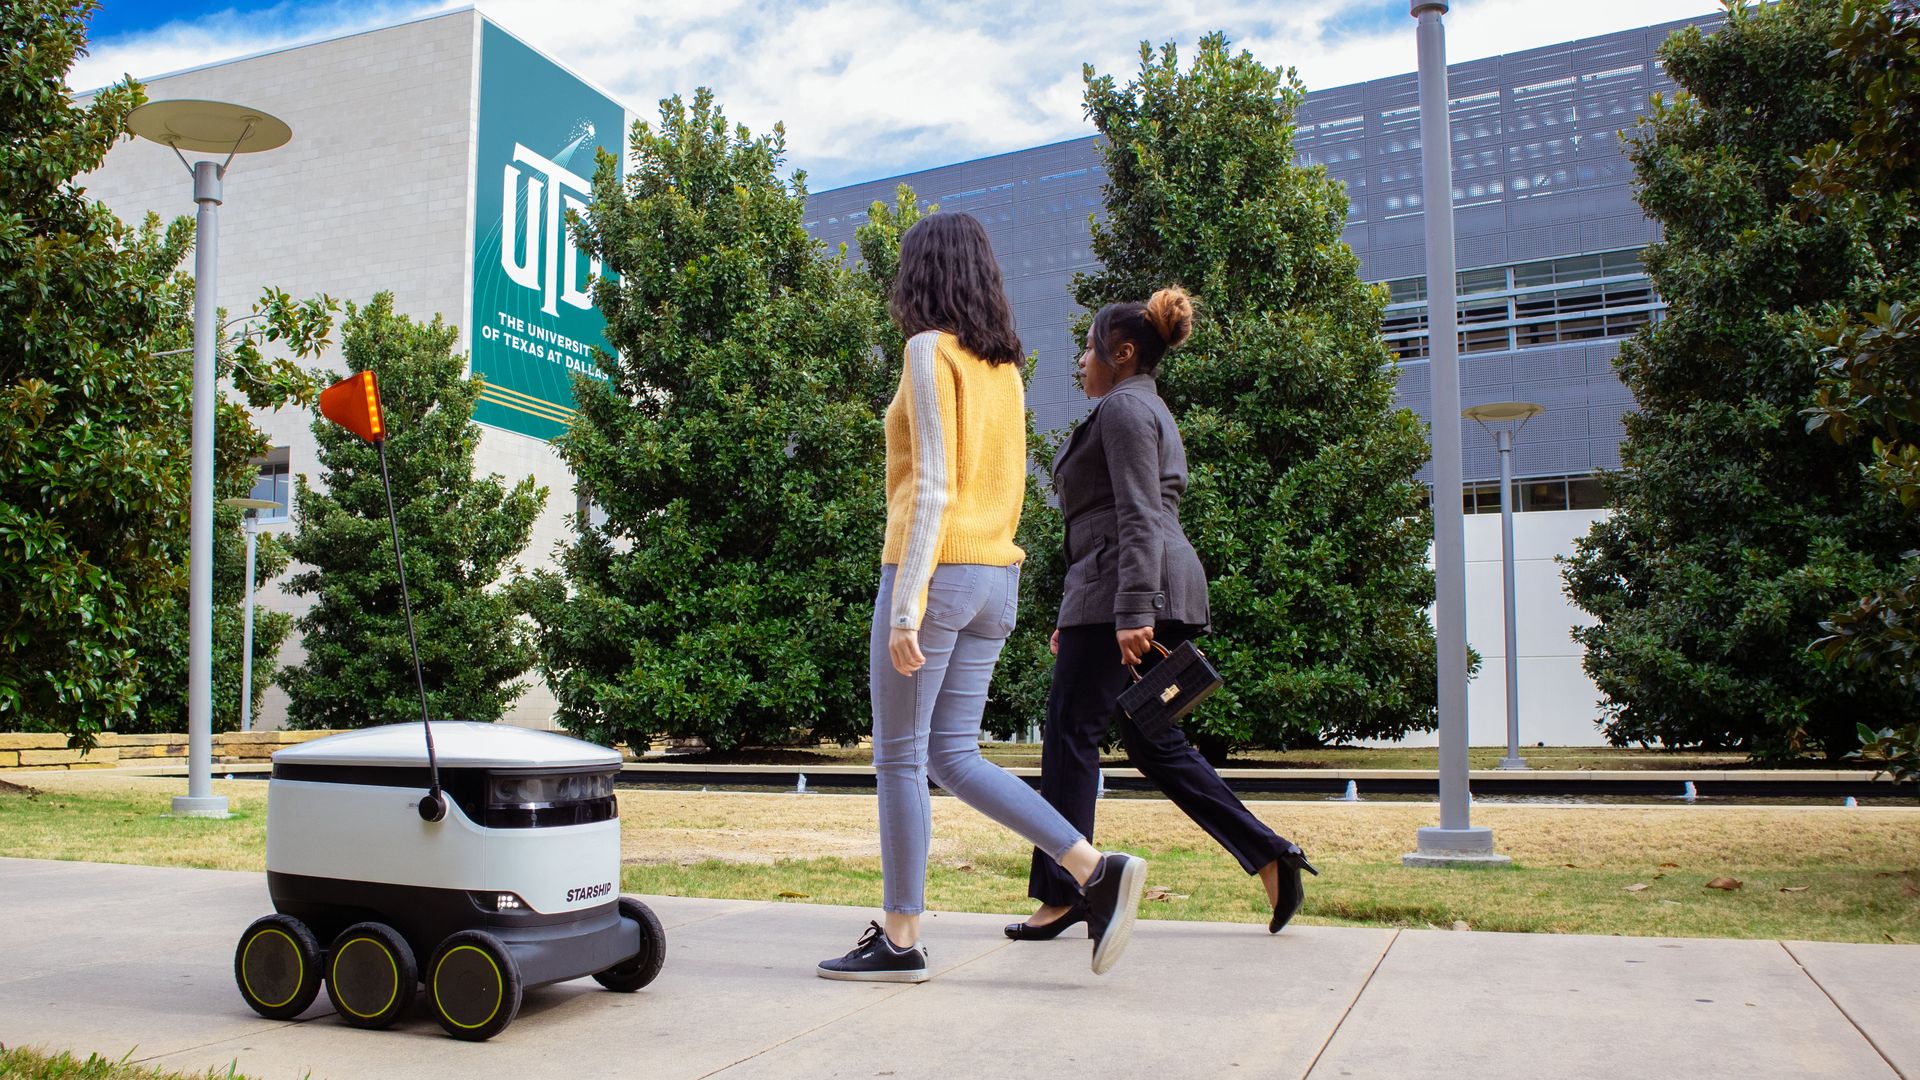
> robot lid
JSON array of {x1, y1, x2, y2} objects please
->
[{"x1": 273, "y1": 722, "x2": 621, "y2": 770}]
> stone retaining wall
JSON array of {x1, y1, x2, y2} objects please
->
[{"x1": 0, "y1": 731, "x2": 336, "y2": 771}]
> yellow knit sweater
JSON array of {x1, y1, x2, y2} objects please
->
[{"x1": 882, "y1": 331, "x2": 1028, "y2": 630}]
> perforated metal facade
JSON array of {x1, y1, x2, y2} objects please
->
[{"x1": 805, "y1": 13, "x2": 1716, "y2": 488}]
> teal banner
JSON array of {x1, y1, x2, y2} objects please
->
[{"x1": 469, "y1": 20, "x2": 623, "y2": 440}]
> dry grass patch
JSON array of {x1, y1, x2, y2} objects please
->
[
  {"x1": 618, "y1": 792, "x2": 1920, "y2": 943},
  {"x1": 0, "y1": 773, "x2": 266, "y2": 873},
  {"x1": 658, "y1": 743, "x2": 1786, "y2": 771},
  {"x1": 5, "y1": 772, "x2": 1915, "y2": 942}
]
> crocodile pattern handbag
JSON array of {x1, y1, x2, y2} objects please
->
[{"x1": 1116, "y1": 640, "x2": 1223, "y2": 738}]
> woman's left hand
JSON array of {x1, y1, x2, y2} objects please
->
[
  {"x1": 1116, "y1": 625, "x2": 1154, "y2": 667},
  {"x1": 890, "y1": 627, "x2": 926, "y2": 676}
]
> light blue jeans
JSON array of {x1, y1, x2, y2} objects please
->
[{"x1": 872, "y1": 563, "x2": 1085, "y2": 914}]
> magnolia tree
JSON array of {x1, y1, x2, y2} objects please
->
[
  {"x1": 1, "y1": 0, "x2": 331, "y2": 747},
  {"x1": 1563, "y1": 0, "x2": 1920, "y2": 761},
  {"x1": 1072, "y1": 34, "x2": 1441, "y2": 754},
  {"x1": 282, "y1": 294, "x2": 545, "y2": 729},
  {"x1": 1800, "y1": 0, "x2": 1920, "y2": 785},
  {"x1": 516, "y1": 92, "x2": 901, "y2": 751}
]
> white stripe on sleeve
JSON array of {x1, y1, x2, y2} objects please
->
[{"x1": 892, "y1": 331, "x2": 950, "y2": 630}]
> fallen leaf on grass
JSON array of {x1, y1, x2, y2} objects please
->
[
  {"x1": 1652, "y1": 873, "x2": 1667, "y2": 880},
  {"x1": 1625, "y1": 883, "x2": 1650, "y2": 893},
  {"x1": 950, "y1": 863, "x2": 974, "y2": 873},
  {"x1": 1659, "y1": 862, "x2": 1679, "y2": 868},
  {"x1": 777, "y1": 890, "x2": 810, "y2": 899},
  {"x1": 1779, "y1": 886, "x2": 1810, "y2": 893},
  {"x1": 1452, "y1": 920, "x2": 1471, "y2": 931},
  {"x1": 1705, "y1": 877, "x2": 1743, "y2": 891},
  {"x1": 1563, "y1": 863, "x2": 1579, "y2": 869},
  {"x1": 1143, "y1": 886, "x2": 1188, "y2": 903}
]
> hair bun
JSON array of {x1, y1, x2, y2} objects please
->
[{"x1": 1144, "y1": 287, "x2": 1194, "y2": 350}]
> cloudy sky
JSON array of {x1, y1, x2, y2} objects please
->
[{"x1": 75, "y1": 0, "x2": 1723, "y2": 190}]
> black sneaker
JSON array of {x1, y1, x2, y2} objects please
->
[
  {"x1": 1083, "y1": 852, "x2": 1147, "y2": 975},
  {"x1": 817, "y1": 921, "x2": 929, "y2": 983}
]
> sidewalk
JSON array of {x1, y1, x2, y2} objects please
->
[{"x1": 0, "y1": 858, "x2": 1913, "y2": 1079}]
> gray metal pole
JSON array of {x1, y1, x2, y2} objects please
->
[
  {"x1": 1406, "y1": 0, "x2": 1506, "y2": 866},
  {"x1": 239, "y1": 516, "x2": 258, "y2": 734},
  {"x1": 1497, "y1": 429, "x2": 1527, "y2": 770},
  {"x1": 173, "y1": 161, "x2": 229, "y2": 818}
]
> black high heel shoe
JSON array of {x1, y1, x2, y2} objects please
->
[
  {"x1": 1003, "y1": 904, "x2": 1088, "y2": 941},
  {"x1": 1268, "y1": 844, "x2": 1319, "y2": 934}
]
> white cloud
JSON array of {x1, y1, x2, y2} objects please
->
[{"x1": 72, "y1": 0, "x2": 1724, "y2": 189}]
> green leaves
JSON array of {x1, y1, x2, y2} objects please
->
[
  {"x1": 1074, "y1": 34, "x2": 1439, "y2": 749},
  {"x1": 1564, "y1": 0, "x2": 1920, "y2": 761},
  {"x1": 1853, "y1": 719, "x2": 1920, "y2": 787},
  {"x1": 280, "y1": 294, "x2": 545, "y2": 730},
  {"x1": 520, "y1": 92, "x2": 894, "y2": 750},
  {"x1": 1, "y1": 0, "x2": 331, "y2": 747}
]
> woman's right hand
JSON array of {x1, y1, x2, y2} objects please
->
[
  {"x1": 890, "y1": 627, "x2": 926, "y2": 676},
  {"x1": 1116, "y1": 624, "x2": 1154, "y2": 667},
  {"x1": 1050, "y1": 628, "x2": 1060, "y2": 656}
]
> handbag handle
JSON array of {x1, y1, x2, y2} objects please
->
[{"x1": 1125, "y1": 640, "x2": 1172, "y2": 682}]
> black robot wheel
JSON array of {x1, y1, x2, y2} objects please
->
[
  {"x1": 592, "y1": 896, "x2": 668, "y2": 992},
  {"x1": 427, "y1": 929, "x2": 522, "y2": 1041},
  {"x1": 325, "y1": 922, "x2": 417, "y2": 1030},
  {"x1": 234, "y1": 914, "x2": 323, "y2": 1020}
]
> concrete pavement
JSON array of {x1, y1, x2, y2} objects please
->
[{"x1": 0, "y1": 858, "x2": 1913, "y2": 1079}]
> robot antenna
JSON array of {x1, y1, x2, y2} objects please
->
[{"x1": 319, "y1": 371, "x2": 444, "y2": 819}]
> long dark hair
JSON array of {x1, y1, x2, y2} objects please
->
[
  {"x1": 1092, "y1": 286, "x2": 1195, "y2": 376},
  {"x1": 889, "y1": 213, "x2": 1023, "y2": 366}
]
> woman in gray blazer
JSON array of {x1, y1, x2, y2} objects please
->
[{"x1": 1010, "y1": 287, "x2": 1318, "y2": 941}]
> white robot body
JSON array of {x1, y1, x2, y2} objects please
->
[
  {"x1": 268, "y1": 781, "x2": 617, "y2": 914},
  {"x1": 267, "y1": 723, "x2": 622, "y2": 915}
]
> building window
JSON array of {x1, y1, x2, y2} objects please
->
[
  {"x1": 248, "y1": 461, "x2": 290, "y2": 522},
  {"x1": 1567, "y1": 476, "x2": 1608, "y2": 510},
  {"x1": 1461, "y1": 473, "x2": 1610, "y2": 515},
  {"x1": 1376, "y1": 247, "x2": 1661, "y2": 364}
]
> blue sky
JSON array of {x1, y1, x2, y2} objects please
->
[{"x1": 77, "y1": 0, "x2": 1724, "y2": 190}]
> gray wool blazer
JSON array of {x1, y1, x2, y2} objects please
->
[{"x1": 1050, "y1": 374, "x2": 1210, "y2": 630}]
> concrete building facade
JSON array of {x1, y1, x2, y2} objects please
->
[{"x1": 83, "y1": 9, "x2": 635, "y2": 730}]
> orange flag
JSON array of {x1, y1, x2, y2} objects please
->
[{"x1": 318, "y1": 370, "x2": 385, "y2": 443}]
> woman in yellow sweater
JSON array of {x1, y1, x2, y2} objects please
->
[{"x1": 817, "y1": 212, "x2": 1148, "y2": 984}]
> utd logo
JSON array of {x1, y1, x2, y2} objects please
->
[{"x1": 500, "y1": 139, "x2": 603, "y2": 317}]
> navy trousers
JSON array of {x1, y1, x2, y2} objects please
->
[{"x1": 1028, "y1": 622, "x2": 1293, "y2": 906}]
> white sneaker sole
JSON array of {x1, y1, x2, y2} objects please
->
[
  {"x1": 1090, "y1": 856, "x2": 1148, "y2": 976},
  {"x1": 816, "y1": 966, "x2": 930, "y2": 983}
]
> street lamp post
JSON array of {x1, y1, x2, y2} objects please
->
[
  {"x1": 127, "y1": 100, "x2": 292, "y2": 818},
  {"x1": 1464, "y1": 402, "x2": 1545, "y2": 772},
  {"x1": 222, "y1": 497, "x2": 282, "y2": 733},
  {"x1": 1405, "y1": 0, "x2": 1510, "y2": 868}
]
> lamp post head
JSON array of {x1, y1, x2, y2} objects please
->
[
  {"x1": 1463, "y1": 401, "x2": 1544, "y2": 424},
  {"x1": 222, "y1": 497, "x2": 282, "y2": 530},
  {"x1": 1410, "y1": 0, "x2": 1449, "y2": 15},
  {"x1": 125, "y1": 100, "x2": 291, "y2": 155}
]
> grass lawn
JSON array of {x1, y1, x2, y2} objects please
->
[
  {"x1": 3, "y1": 772, "x2": 1915, "y2": 944},
  {"x1": 0, "y1": 1046, "x2": 251, "y2": 1080},
  {"x1": 664, "y1": 743, "x2": 1818, "y2": 771}
]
